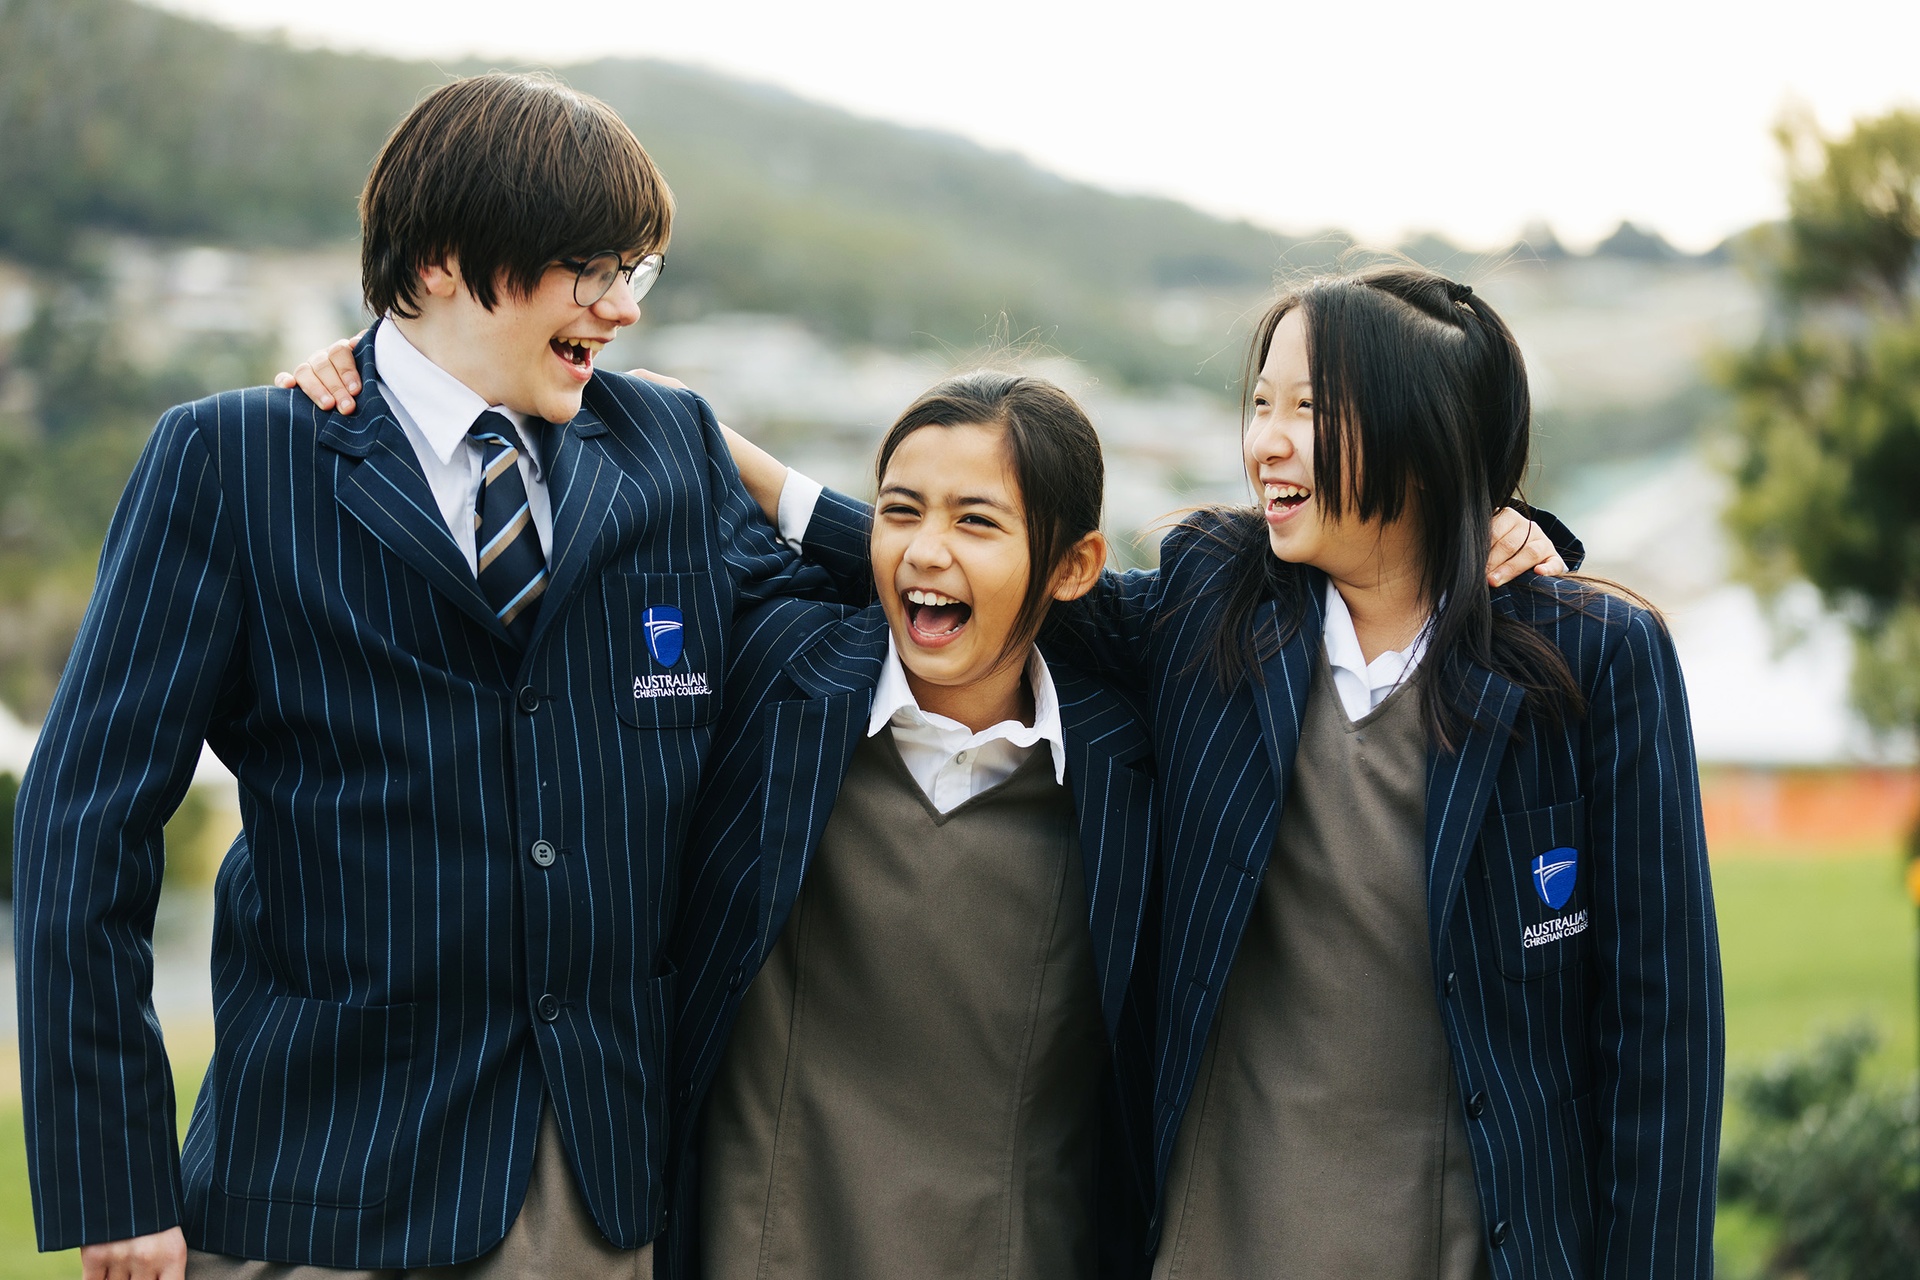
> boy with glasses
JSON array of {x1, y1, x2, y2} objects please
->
[{"x1": 14, "y1": 71, "x2": 821, "y2": 1280}]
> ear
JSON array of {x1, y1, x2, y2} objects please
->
[
  {"x1": 417, "y1": 255, "x2": 462, "y2": 300},
  {"x1": 1049, "y1": 530, "x2": 1108, "y2": 602}
]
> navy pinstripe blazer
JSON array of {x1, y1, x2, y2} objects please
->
[
  {"x1": 658, "y1": 599, "x2": 1161, "y2": 1280},
  {"x1": 801, "y1": 491, "x2": 1725, "y2": 1279},
  {"x1": 12, "y1": 327, "x2": 829, "y2": 1266}
]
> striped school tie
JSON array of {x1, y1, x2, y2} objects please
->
[{"x1": 468, "y1": 411, "x2": 548, "y2": 646}]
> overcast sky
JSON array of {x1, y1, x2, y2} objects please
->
[{"x1": 156, "y1": 0, "x2": 1920, "y2": 252}]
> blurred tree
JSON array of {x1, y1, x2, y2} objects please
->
[{"x1": 1722, "y1": 107, "x2": 1920, "y2": 802}]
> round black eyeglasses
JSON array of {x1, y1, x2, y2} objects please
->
[{"x1": 559, "y1": 251, "x2": 665, "y2": 307}]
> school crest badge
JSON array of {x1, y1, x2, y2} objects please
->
[
  {"x1": 1530, "y1": 845, "x2": 1578, "y2": 912},
  {"x1": 643, "y1": 605, "x2": 685, "y2": 668}
]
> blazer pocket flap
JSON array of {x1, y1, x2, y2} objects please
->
[
  {"x1": 605, "y1": 571, "x2": 722, "y2": 728},
  {"x1": 1482, "y1": 796, "x2": 1591, "y2": 979},
  {"x1": 214, "y1": 996, "x2": 417, "y2": 1208}
]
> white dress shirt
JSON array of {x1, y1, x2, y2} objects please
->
[
  {"x1": 374, "y1": 320, "x2": 554, "y2": 572},
  {"x1": 868, "y1": 636, "x2": 1069, "y2": 814},
  {"x1": 1320, "y1": 581, "x2": 1431, "y2": 722},
  {"x1": 775, "y1": 469, "x2": 1431, "y2": 727}
]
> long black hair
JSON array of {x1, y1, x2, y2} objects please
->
[
  {"x1": 1206, "y1": 265, "x2": 1583, "y2": 748},
  {"x1": 875, "y1": 370, "x2": 1106, "y2": 675}
]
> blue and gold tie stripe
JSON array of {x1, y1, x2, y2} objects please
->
[{"x1": 467, "y1": 410, "x2": 547, "y2": 646}]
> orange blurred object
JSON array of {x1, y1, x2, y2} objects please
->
[{"x1": 1700, "y1": 766, "x2": 1920, "y2": 856}]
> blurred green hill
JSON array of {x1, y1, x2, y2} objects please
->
[
  {"x1": 0, "y1": 0, "x2": 1752, "y2": 720},
  {"x1": 0, "y1": 0, "x2": 1321, "y2": 387}
]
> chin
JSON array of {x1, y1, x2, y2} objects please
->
[
  {"x1": 534, "y1": 387, "x2": 587, "y2": 425},
  {"x1": 1266, "y1": 529, "x2": 1303, "y2": 562}
]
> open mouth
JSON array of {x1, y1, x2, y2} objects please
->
[
  {"x1": 550, "y1": 337, "x2": 607, "y2": 379},
  {"x1": 903, "y1": 587, "x2": 972, "y2": 648},
  {"x1": 1264, "y1": 481, "x2": 1311, "y2": 521}
]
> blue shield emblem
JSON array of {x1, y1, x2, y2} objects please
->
[
  {"x1": 1531, "y1": 846, "x2": 1578, "y2": 911},
  {"x1": 642, "y1": 606, "x2": 685, "y2": 668}
]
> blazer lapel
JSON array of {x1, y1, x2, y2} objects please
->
[
  {"x1": 322, "y1": 348, "x2": 511, "y2": 645},
  {"x1": 1054, "y1": 664, "x2": 1157, "y2": 1039},
  {"x1": 1424, "y1": 664, "x2": 1524, "y2": 968},
  {"x1": 524, "y1": 405, "x2": 640, "y2": 653},
  {"x1": 1246, "y1": 590, "x2": 1325, "y2": 813},
  {"x1": 754, "y1": 609, "x2": 890, "y2": 959}
]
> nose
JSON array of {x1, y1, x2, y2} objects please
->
[
  {"x1": 903, "y1": 523, "x2": 954, "y2": 572},
  {"x1": 593, "y1": 272, "x2": 643, "y2": 326},
  {"x1": 1244, "y1": 410, "x2": 1296, "y2": 466}
]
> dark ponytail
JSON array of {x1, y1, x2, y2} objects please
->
[{"x1": 1205, "y1": 266, "x2": 1584, "y2": 749}]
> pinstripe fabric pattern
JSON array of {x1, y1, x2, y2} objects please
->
[
  {"x1": 12, "y1": 326, "x2": 831, "y2": 1266},
  {"x1": 658, "y1": 599, "x2": 1160, "y2": 1280},
  {"x1": 801, "y1": 490, "x2": 1724, "y2": 1278}
]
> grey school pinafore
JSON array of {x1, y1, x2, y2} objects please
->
[
  {"x1": 701, "y1": 729, "x2": 1106, "y2": 1280},
  {"x1": 1153, "y1": 655, "x2": 1490, "y2": 1280}
]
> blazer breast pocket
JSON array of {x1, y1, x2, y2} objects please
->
[
  {"x1": 1479, "y1": 796, "x2": 1591, "y2": 980},
  {"x1": 604, "y1": 571, "x2": 723, "y2": 728}
]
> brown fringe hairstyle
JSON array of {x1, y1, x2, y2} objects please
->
[{"x1": 359, "y1": 72, "x2": 673, "y2": 319}]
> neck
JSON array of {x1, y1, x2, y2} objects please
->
[
  {"x1": 391, "y1": 312, "x2": 499, "y2": 407},
  {"x1": 905, "y1": 657, "x2": 1035, "y2": 734},
  {"x1": 1327, "y1": 541, "x2": 1430, "y2": 664}
]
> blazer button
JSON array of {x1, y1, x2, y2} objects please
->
[
  {"x1": 726, "y1": 967, "x2": 743, "y2": 992},
  {"x1": 1490, "y1": 1219, "x2": 1510, "y2": 1246},
  {"x1": 676, "y1": 1084, "x2": 693, "y2": 1104},
  {"x1": 531, "y1": 840, "x2": 557, "y2": 868},
  {"x1": 1443, "y1": 970, "x2": 1458, "y2": 996},
  {"x1": 1468, "y1": 1090, "x2": 1488, "y2": 1119},
  {"x1": 517, "y1": 685, "x2": 541, "y2": 714},
  {"x1": 536, "y1": 993, "x2": 561, "y2": 1022}
]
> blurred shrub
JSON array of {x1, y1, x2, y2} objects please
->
[{"x1": 1719, "y1": 1025, "x2": 1920, "y2": 1279}]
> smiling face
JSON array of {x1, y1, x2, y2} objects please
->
[
  {"x1": 870, "y1": 422, "x2": 1038, "y2": 721},
  {"x1": 1246, "y1": 307, "x2": 1420, "y2": 589},
  {"x1": 397, "y1": 254, "x2": 643, "y2": 423}
]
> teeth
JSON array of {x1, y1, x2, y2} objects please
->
[
  {"x1": 905, "y1": 588, "x2": 962, "y2": 607},
  {"x1": 1265, "y1": 483, "x2": 1310, "y2": 500}
]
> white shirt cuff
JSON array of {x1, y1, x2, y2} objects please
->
[{"x1": 775, "y1": 469, "x2": 825, "y2": 552}]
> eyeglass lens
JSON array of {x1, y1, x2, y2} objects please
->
[{"x1": 574, "y1": 252, "x2": 664, "y2": 307}]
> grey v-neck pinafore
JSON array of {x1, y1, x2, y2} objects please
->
[
  {"x1": 701, "y1": 728, "x2": 1106, "y2": 1280},
  {"x1": 1153, "y1": 655, "x2": 1489, "y2": 1280}
]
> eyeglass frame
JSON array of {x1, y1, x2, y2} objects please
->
[{"x1": 556, "y1": 250, "x2": 666, "y2": 308}]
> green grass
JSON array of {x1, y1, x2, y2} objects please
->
[
  {"x1": 1714, "y1": 848, "x2": 1918, "y2": 1083},
  {"x1": 2, "y1": 851, "x2": 1913, "y2": 1279}
]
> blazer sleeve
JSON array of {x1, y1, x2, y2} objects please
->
[
  {"x1": 797, "y1": 486, "x2": 881, "y2": 607},
  {"x1": 1583, "y1": 609, "x2": 1723, "y2": 1277},
  {"x1": 13, "y1": 404, "x2": 246, "y2": 1249},
  {"x1": 696, "y1": 395, "x2": 838, "y2": 610}
]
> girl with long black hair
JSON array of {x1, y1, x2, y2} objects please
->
[{"x1": 766, "y1": 267, "x2": 1721, "y2": 1277}]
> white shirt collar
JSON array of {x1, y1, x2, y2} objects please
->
[
  {"x1": 374, "y1": 319, "x2": 542, "y2": 475},
  {"x1": 867, "y1": 635, "x2": 1068, "y2": 785},
  {"x1": 1322, "y1": 580, "x2": 1432, "y2": 719}
]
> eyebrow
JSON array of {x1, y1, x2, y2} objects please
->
[{"x1": 878, "y1": 483, "x2": 1018, "y2": 516}]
